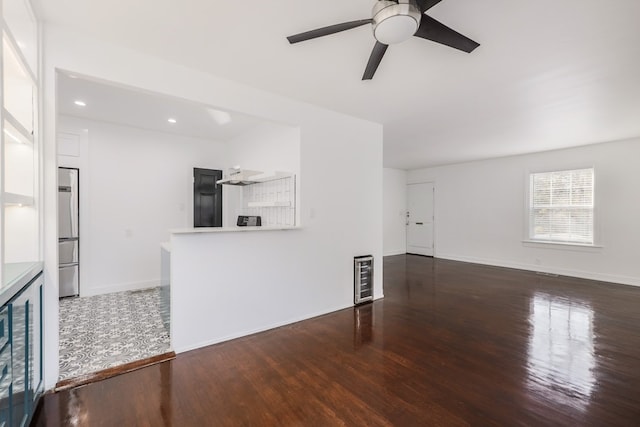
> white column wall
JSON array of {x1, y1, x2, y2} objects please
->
[{"x1": 383, "y1": 168, "x2": 407, "y2": 256}]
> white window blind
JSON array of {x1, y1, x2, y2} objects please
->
[{"x1": 529, "y1": 168, "x2": 594, "y2": 244}]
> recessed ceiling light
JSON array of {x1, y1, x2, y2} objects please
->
[
  {"x1": 167, "y1": 118, "x2": 177, "y2": 124},
  {"x1": 74, "y1": 100, "x2": 87, "y2": 107}
]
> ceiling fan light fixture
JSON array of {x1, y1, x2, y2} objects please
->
[
  {"x1": 285, "y1": 0, "x2": 480, "y2": 80},
  {"x1": 372, "y1": 0, "x2": 421, "y2": 45}
]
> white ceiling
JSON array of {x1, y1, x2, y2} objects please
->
[
  {"x1": 36, "y1": 0, "x2": 640, "y2": 169},
  {"x1": 57, "y1": 72, "x2": 269, "y2": 142}
]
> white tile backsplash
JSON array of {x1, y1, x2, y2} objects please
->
[{"x1": 242, "y1": 175, "x2": 296, "y2": 226}]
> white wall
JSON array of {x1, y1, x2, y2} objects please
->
[
  {"x1": 383, "y1": 168, "x2": 407, "y2": 256},
  {"x1": 226, "y1": 123, "x2": 300, "y2": 174},
  {"x1": 57, "y1": 116, "x2": 227, "y2": 296},
  {"x1": 408, "y1": 137, "x2": 640, "y2": 286},
  {"x1": 42, "y1": 25, "x2": 383, "y2": 388}
]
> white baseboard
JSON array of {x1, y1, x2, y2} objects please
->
[
  {"x1": 174, "y1": 302, "x2": 356, "y2": 354},
  {"x1": 81, "y1": 279, "x2": 161, "y2": 297},
  {"x1": 384, "y1": 249, "x2": 406, "y2": 256},
  {"x1": 436, "y1": 253, "x2": 640, "y2": 288}
]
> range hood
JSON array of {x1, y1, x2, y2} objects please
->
[
  {"x1": 216, "y1": 169, "x2": 262, "y2": 186},
  {"x1": 217, "y1": 169, "x2": 293, "y2": 186}
]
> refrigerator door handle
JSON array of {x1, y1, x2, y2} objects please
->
[
  {"x1": 59, "y1": 262, "x2": 80, "y2": 269},
  {"x1": 58, "y1": 237, "x2": 79, "y2": 242}
]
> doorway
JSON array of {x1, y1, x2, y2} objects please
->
[
  {"x1": 56, "y1": 128, "x2": 171, "y2": 383},
  {"x1": 53, "y1": 70, "x2": 300, "y2": 384},
  {"x1": 406, "y1": 182, "x2": 434, "y2": 256},
  {"x1": 193, "y1": 168, "x2": 223, "y2": 227}
]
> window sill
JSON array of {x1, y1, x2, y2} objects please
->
[{"x1": 522, "y1": 240, "x2": 603, "y2": 252}]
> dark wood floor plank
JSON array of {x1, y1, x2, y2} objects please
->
[{"x1": 32, "y1": 255, "x2": 640, "y2": 426}]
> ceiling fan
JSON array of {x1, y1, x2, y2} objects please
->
[{"x1": 287, "y1": 0, "x2": 479, "y2": 80}]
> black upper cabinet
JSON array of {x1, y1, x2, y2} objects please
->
[{"x1": 193, "y1": 168, "x2": 223, "y2": 227}]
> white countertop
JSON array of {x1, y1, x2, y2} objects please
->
[
  {"x1": 1, "y1": 261, "x2": 44, "y2": 306},
  {"x1": 170, "y1": 226, "x2": 301, "y2": 235}
]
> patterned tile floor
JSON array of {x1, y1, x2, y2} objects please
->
[{"x1": 59, "y1": 287, "x2": 170, "y2": 381}]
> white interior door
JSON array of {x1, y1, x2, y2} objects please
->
[{"x1": 406, "y1": 182, "x2": 434, "y2": 256}]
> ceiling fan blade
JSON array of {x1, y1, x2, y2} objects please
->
[
  {"x1": 362, "y1": 42, "x2": 389, "y2": 80},
  {"x1": 287, "y1": 19, "x2": 373, "y2": 44},
  {"x1": 415, "y1": 0, "x2": 443, "y2": 13},
  {"x1": 414, "y1": 15, "x2": 480, "y2": 53}
]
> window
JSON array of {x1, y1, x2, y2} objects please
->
[{"x1": 529, "y1": 168, "x2": 594, "y2": 244}]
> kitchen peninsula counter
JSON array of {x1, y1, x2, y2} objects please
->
[
  {"x1": 170, "y1": 226, "x2": 301, "y2": 235},
  {"x1": 1, "y1": 261, "x2": 44, "y2": 306},
  {"x1": 167, "y1": 223, "x2": 313, "y2": 354}
]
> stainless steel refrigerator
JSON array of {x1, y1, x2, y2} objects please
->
[{"x1": 59, "y1": 167, "x2": 79, "y2": 297}]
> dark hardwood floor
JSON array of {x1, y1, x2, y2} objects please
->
[{"x1": 32, "y1": 255, "x2": 640, "y2": 426}]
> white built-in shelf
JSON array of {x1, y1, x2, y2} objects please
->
[
  {"x1": 247, "y1": 201, "x2": 291, "y2": 208},
  {"x1": 3, "y1": 112, "x2": 33, "y2": 144},
  {"x1": 3, "y1": 192, "x2": 34, "y2": 206},
  {"x1": 3, "y1": 0, "x2": 38, "y2": 77},
  {"x1": 2, "y1": 26, "x2": 36, "y2": 83},
  {"x1": 4, "y1": 114, "x2": 35, "y2": 197},
  {"x1": 2, "y1": 35, "x2": 35, "y2": 134},
  {"x1": 1, "y1": 0, "x2": 41, "y2": 317}
]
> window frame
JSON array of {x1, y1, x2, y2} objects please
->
[{"x1": 524, "y1": 166, "x2": 600, "y2": 248}]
